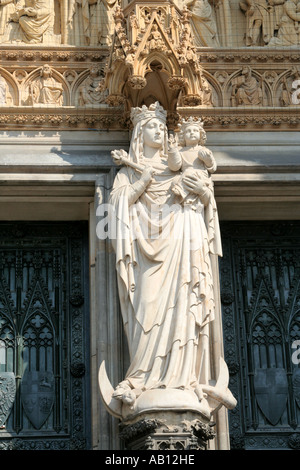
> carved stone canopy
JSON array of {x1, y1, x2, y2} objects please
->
[{"x1": 104, "y1": 0, "x2": 205, "y2": 114}]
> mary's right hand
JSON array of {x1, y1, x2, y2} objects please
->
[{"x1": 140, "y1": 166, "x2": 156, "y2": 186}]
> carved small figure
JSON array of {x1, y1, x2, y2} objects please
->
[
  {"x1": 28, "y1": 64, "x2": 63, "y2": 106},
  {"x1": 199, "y1": 70, "x2": 213, "y2": 106},
  {"x1": 11, "y1": 0, "x2": 54, "y2": 44},
  {"x1": 239, "y1": 0, "x2": 273, "y2": 46},
  {"x1": 148, "y1": 23, "x2": 165, "y2": 51},
  {"x1": 78, "y1": 66, "x2": 107, "y2": 106},
  {"x1": 185, "y1": 0, "x2": 220, "y2": 47},
  {"x1": 268, "y1": 0, "x2": 300, "y2": 46},
  {"x1": 67, "y1": 0, "x2": 117, "y2": 46},
  {"x1": 0, "y1": 73, "x2": 12, "y2": 106},
  {"x1": 231, "y1": 66, "x2": 263, "y2": 106},
  {"x1": 167, "y1": 117, "x2": 217, "y2": 207}
]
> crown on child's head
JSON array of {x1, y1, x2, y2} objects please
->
[
  {"x1": 178, "y1": 116, "x2": 205, "y2": 132},
  {"x1": 130, "y1": 102, "x2": 167, "y2": 127}
]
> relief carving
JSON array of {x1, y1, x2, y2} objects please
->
[
  {"x1": 67, "y1": 0, "x2": 117, "y2": 46},
  {"x1": 240, "y1": 0, "x2": 300, "y2": 46},
  {"x1": 10, "y1": 0, "x2": 55, "y2": 44},
  {"x1": 0, "y1": 0, "x2": 116, "y2": 45},
  {"x1": 231, "y1": 66, "x2": 263, "y2": 106},
  {"x1": 278, "y1": 66, "x2": 300, "y2": 106},
  {"x1": 25, "y1": 64, "x2": 64, "y2": 106},
  {"x1": 78, "y1": 65, "x2": 108, "y2": 106},
  {"x1": 199, "y1": 70, "x2": 214, "y2": 106},
  {"x1": 185, "y1": 0, "x2": 220, "y2": 46},
  {"x1": 268, "y1": 0, "x2": 300, "y2": 46},
  {"x1": 0, "y1": 73, "x2": 13, "y2": 105},
  {"x1": 239, "y1": 0, "x2": 273, "y2": 46},
  {"x1": 0, "y1": 0, "x2": 17, "y2": 43}
]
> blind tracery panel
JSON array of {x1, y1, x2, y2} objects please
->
[
  {"x1": 220, "y1": 222, "x2": 300, "y2": 450},
  {"x1": 0, "y1": 223, "x2": 90, "y2": 450}
]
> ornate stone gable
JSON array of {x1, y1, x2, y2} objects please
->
[{"x1": 104, "y1": 0, "x2": 206, "y2": 113}]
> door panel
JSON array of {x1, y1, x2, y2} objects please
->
[
  {"x1": 220, "y1": 222, "x2": 300, "y2": 450},
  {"x1": 0, "y1": 222, "x2": 90, "y2": 450}
]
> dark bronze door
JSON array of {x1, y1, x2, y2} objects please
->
[
  {"x1": 220, "y1": 221, "x2": 300, "y2": 450},
  {"x1": 0, "y1": 222, "x2": 91, "y2": 450}
]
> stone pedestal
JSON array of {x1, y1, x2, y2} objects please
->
[{"x1": 118, "y1": 412, "x2": 216, "y2": 451}]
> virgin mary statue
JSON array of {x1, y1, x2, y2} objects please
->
[{"x1": 100, "y1": 102, "x2": 236, "y2": 421}]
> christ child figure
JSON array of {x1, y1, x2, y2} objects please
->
[{"x1": 168, "y1": 118, "x2": 217, "y2": 206}]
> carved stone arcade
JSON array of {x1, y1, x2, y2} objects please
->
[{"x1": 0, "y1": 0, "x2": 298, "y2": 132}]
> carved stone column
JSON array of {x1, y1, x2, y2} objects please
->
[{"x1": 118, "y1": 412, "x2": 216, "y2": 451}]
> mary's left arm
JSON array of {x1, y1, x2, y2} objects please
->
[{"x1": 182, "y1": 173, "x2": 211, "y2": 206}]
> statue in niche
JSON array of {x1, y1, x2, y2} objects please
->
[
  {"x1": 10, "y1": 0, "x2": 54, "y2": 44},
  {"x1": 99, "y1": 102, "x2": 236, "y2": 422},
  {"x1": 199, "y1": 70, "x2": 214, "y2": 106},
  {"x1": 279, "y1": 66, "x2": 300, "y2": 105},
  {"x1": 67, "y1": 0, "x2": 117, "y2": 46},
  {"x1": 148, "y1": 23, "x2": 166, "y2": 51},
  {"x1": 239, "y1": 0, "x2": 273, "y2": 46},
  {"x1": 0, "y1": 73, "x2": 12, "y2": 105},
  {"x1": 268, "y1": 0, "x2": 300, "y2": 46},
  {"x1": 78, "y1": 65, "x2": 108, "y2": 106},
  {"x1": 231, "y1": 66, "x2": 263, "y2": 106},
  {"x1": 27, "y1": 64, "x2": 63, "y2": 106},
  {"x1": 279, "y1": 77, "x2": 291, "y2": 106},
  {"x1": 184, "y1": 0, "x2": 220, "y2": 47}
]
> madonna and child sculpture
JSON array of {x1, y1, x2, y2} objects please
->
[{"x1": 99, "y1": 102, "x2": 236, "y2": 424}]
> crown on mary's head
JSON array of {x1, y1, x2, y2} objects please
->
[{"x1": 130, "y1": 102, "x2": 167, "y2": 127}]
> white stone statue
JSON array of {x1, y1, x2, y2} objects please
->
[
  {"x1": 99, "y1": 102, "x2": 236, "y2": 422},
  {"x1": 11, "y1": 0, "x2": 54, "y2": 44},
  {"x1": 67, "y1": 0, "x2": 116, "y2": 46}
]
